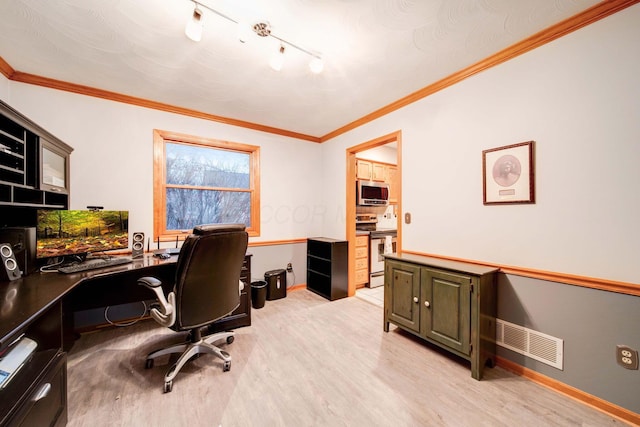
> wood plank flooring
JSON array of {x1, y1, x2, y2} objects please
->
[{"x1": 66, "y1": 290, "x2": 628, "y2": 426}]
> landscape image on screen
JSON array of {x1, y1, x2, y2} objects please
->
[{"x1": 36, "y1": 210, "x2": 129, "y2": 259}]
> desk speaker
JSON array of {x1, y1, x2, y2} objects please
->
[
  {"x1": 132, "y1": 232, "x2": 144, "y2": 258},
  {"x1": 0, "y1": 227, "x2": 36, "y2": 276},
  {"x1": 0, "y1": 243, "x2": 22, "y2": 281}
]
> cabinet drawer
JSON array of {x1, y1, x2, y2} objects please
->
[
  {"x1": 355, "y1": 258, "x2": 368, "y2": 270},
  {"x1": 355, "y1": 247, "x2": 368, "y2": 259},
  {"x1": 355, "y1": 269, "x2": 369, "y2": 284},
  {"x1": 8, "y1": 351, "x2": 67, "y2": 427},
  {"x1": 355, "y1": 236, "x2": 369, "y2": 247}
]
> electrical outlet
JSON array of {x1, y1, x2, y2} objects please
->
[
  {"x1": 286, "y1": 263, "x2": 293, "y2": 273},
  {"x1": 616, "y1": 345, "x2": 639, "y2": 370}
]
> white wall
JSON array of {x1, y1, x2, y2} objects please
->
[
  {"x1": 2, "y1": 83, "x2": 324, "y2": 245},
  {"x1": 322, "y1": 4, "x2": 640, "y2": 284}
]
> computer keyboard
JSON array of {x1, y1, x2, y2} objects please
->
[{"x1": 58, "y1": 257, "x2": 133, "y2": 274}]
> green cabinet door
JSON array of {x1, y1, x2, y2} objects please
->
[
  {"x1": 421, "y1": 268, "x2": 471, "y2": 355},
  {"x1": 385, "y1": 260, "x2": 421, "y2": 333}
]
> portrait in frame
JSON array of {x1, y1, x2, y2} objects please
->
[{"x1": 482, "y1": 141, "x2": 535, "y2": 205}]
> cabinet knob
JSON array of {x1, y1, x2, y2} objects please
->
[
  {"x1": 424, "y1": 300, "x2": 430, "y2": 308},
  {"x1": 413, "y1": 296, "x2": 418, "y2": 303}
]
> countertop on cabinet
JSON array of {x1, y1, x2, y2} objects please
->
[{"x1": 383, "y1": 253, "x2": 498, "y2": 276}]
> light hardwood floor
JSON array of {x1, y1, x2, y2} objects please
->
[{"x1": 67, "y1": 290, "x2": 627, "y2": 426}]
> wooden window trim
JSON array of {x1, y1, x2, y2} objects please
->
[{"x1": 153, "y1": 129, "x2": 260, "y2": 240}]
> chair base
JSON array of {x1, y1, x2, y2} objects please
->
[{"x1": 145, "y1": 329, "x2": 235, "y2": 392}]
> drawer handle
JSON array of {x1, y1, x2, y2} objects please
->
[
  {"x1": 424, "y1": 300, "x2": 430, "y2": 308},
  {"x1": 413, "y1": 297, "x2": 418, "y2": 303},
  {"x1": 33, "y1": 383, "x2": 52, "y2": 402}
]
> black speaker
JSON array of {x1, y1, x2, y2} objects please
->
[
  {"x1": 0, "y1": 227, "x2": 36, "y2": 276},
  {"x1": 132, "y1": 232, "x2": 144, "y2": 258},
  {"x1": 0, "y1": 243, "x2": 22, "y2": 281}
]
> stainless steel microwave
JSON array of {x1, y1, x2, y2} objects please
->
[{"x1": 357, "y1": 181, "x2": 389, "y2": 206}]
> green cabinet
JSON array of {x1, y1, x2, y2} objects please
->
[{"x1": 384, "y1": 254, "x2": 497, "y2": 380}]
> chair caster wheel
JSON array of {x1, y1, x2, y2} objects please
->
[
  {"x1": 164, "y1": 381, "x2": 173, "y2": 393},
  {"x1": 226, "y1": 336, "x2": 234, "y2": 344},
  {"x1": 223, "y1": 361, "x2": 231, "y2": 372},
  {"x1": 145, "y1": 359, "x2": 154, "y2": 369}
]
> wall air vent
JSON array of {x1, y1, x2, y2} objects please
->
[{"x1": 496, "y1": 319, "x2": 564, "y2": 370}]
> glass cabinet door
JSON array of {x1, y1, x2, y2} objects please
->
[{"x1": 40, "y1": 139, "x2": 69, "y2": 193}]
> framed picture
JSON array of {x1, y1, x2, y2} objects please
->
[{"x1": 482, "y1": 141, "x2": 535, "y2": 205}]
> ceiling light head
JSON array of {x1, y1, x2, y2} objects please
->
[
  {"x1": 269, "y1": 45, "x2": 286, "y2": 71},
  {"x1": 185, "y1": 7, "x2": 203, "y2": 42},
  {"x1": 309, "y1": 56, "x2": 324, "y2": 74}
]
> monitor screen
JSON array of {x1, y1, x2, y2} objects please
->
[{"x1": 36, "y1": 210, "x2": 129, "y2": 259}]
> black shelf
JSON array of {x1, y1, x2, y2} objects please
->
[
  {"x1": 0, "y1": 99, "x2": 72, "y2": 214},
  {"x1": 306, "y1": 238, "x2": 348, "y2": 301}
]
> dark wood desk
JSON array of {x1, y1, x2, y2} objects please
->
[{"x1": 0, "y1": 253, "x2": 251, "y2": 426}]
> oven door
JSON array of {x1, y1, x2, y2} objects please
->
[{"x1": 369, "y1": 236, "x2": 397, "y2": 288}]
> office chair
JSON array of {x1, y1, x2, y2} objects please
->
[{"x1": 138, "y1": 224, "x2": 248, "y2": 393}]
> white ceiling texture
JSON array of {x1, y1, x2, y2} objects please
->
[{"x1": 0, "y1": 0, "x2": 603, "y2": 139}]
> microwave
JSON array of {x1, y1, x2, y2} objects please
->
[{"x1": 357, "y1": 181, "x2": 389, "y2": 206}]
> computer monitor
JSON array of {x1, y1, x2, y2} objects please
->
[{"x1": 36, "y1": 210, "x2": 129, "y2": 259}]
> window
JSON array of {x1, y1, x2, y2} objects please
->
[{"x1": 153, "y1": 130, "x2": 260, "y2": 240}]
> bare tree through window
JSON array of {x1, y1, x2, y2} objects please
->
[{"x1": 153, "y1": 130, "x2": 260, "y2": 240}]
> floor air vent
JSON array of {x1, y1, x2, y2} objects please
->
[{"x1": 496, "y1": 319, "x2": 563, "y2": 370}]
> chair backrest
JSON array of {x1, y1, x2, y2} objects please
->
[{"x1": 173, "y1": 223, "x2": 248, "y2": 330}]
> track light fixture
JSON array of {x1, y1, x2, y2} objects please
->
[
  {"x1": 184, "y1": 1, "x2": 323, "y2": 73},
  {"x1": 269, "y1": 45, "x2": 286, "y2": 71},
  {"x1": 184, "y1": 7, "x2": 203, "y2": 42}
]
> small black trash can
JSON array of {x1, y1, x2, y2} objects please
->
[
  {"x1": 251, "y1": 280, "x2": 267, "y2": 309},
  {"x1": 264, "y1": 269, "x2": 287, "y2": 300}
]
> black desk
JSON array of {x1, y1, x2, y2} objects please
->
[{"x1": 0, "y1": 253, "x2": 252, "y2": 426}]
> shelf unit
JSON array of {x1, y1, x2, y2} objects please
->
[
  {"x1": 0, "y1": 99, "x2": 72, "y2": 426},
  {"x1": 306, "y1": 238, "x2": 348, "y2": 301},
  {"x1": 0, "y1": 100, "x2": 72, "y2": 211}
]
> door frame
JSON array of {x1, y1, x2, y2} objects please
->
[{"x1": 345, "y1": 130, "x2": 402, "y2": 296}]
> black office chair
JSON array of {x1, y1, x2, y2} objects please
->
[{"x1": 138, "y1": 224, "x2": 248, "y2": 393}]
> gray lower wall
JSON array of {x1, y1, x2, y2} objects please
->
[
  {"x1": 248, "y1": 242, "x2": 307, "y2": 289},
  {"x1": 497, "y1": 274, "x2": 640, "y2": 414}
]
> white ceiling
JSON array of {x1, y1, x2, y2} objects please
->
[{"x1": 0, "y1": 0, "x2": 602, "y2": 138}]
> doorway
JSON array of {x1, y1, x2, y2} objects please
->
[{"x1": 345, "y1": 131, "x2": 402, "y2": 297}]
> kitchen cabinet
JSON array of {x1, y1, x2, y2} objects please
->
[
  {"x1": 307, "y1": 238, "x2": 348, "y2": 301},
  {"x1": 385, "y1": 165, "x2": 398, "y2": 204},
  {"x1": 356, "y1": 160, "x2": 372, "y2": 180},
  {"x1": 355, "y1": 235, "x2": 369, "y2": 288},
  {"x1": 356, "y1": 159, "x2": 388, "y2": 182},
  {"x1": 383, "y1": 253, "x2": 497, "y2": 380},
  {"x1": 372, "y1": 163, "x2": 385, "y2": 181}
]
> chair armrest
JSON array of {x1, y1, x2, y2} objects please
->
[{"x1": 138, "y1": 276, "x2": 176, "y2": 327}]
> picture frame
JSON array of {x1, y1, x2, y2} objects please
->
[{"x1": 482, "y1": 141, "x2": 535, "y2": 205}]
